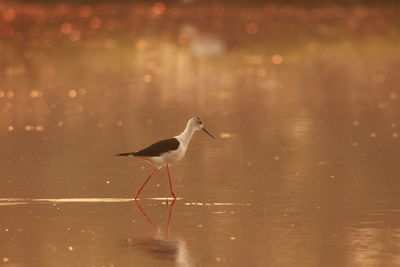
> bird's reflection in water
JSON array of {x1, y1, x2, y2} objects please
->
[{"x1": 125, "y1": 199, "x2": 193, "y2": 267}]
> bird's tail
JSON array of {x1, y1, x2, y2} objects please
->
[{"x1": 115, "y1": 152, "x2": 137, "y2": 157}]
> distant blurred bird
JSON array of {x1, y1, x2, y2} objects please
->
[
  {"x1": 180, "y1": 24, "x2": 226, "y2": 57},
  {"x1": 116, "y1": 117, "x2": 215, "y2": 200}
]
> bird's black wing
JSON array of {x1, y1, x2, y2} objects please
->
[{"x1": 116, "y1": 138, "x2": 180, "y2": 157}]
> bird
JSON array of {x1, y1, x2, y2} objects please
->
[{"x1": 116, "y1": 117, "x2": 215, "y2": 200}]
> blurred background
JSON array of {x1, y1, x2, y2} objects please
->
[{"x1": 0, "y1": 0, "x2": 400, "y2": 266}]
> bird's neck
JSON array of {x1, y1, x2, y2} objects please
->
[{"x1": 177, "y1": 124, "x2": 196, "y2": 146}]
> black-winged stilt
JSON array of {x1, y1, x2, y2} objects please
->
[{"x1": 116, "y1": 117, "x2": 215, "y2": 200}]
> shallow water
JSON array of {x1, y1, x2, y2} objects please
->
[{"x1": 1, "y1": 2, "x2": 400, "y2": 267}]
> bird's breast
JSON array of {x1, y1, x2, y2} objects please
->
[
  {"x1": 154, "y1": 149, "x2": 177, "y2": 165},
  {"x1": 164, "y1": 144, "x2": 187, "y2": 163}
]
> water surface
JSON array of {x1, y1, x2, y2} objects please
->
[{"x1": 0, "y1": 2, "x2": 400, "y2": 266}]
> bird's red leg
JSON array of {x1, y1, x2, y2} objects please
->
[
  {"x1": 166, "y1": 198, "x2": 176, "y2": 236},
  {"x1": 134, "y1": 199, "x2": 157, "y2": 231},
  {"x1": 166, "y1": 165, "x2": 177, "y2": 199},
  {"x1": 134, "y1": 168, "x2": 157, "y2": 200}
]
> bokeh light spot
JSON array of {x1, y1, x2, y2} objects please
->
[
  {"x1": 6, "y1": 91, "x2": 14, "y2": 99},
  {"x1": 272, "y1": 54, "x2": 284, "y2": 64},
  {"x1": 89, "y1": 17, "x2": 102, "y2": 29},
  {"x1": 70, "y1": 31, "x2": 81, "y2": 42},
  {"x1": 68, "y1": 90, "x2": 77, "y2": 98},
  {"x1": 246, "y1": 23, "x2": 258, "y2": 35},
  {"x1": 79, "y1": 5, "x2": 92, "y2": 18},
  {"x1": 25, "y1": 125, "x2": 34, "y2": 131},
  {"x1": 3, "y1": 9, "x2": 16, "y2": 21},
  {"x1": 35, "y1": 126, "x2": 44, "y2": 132},
  {"x1": 60, "y1": 22, "x2": 73, "y2": 35},
  {"x1": 372, "y1": 74, "x2": 386, "y2": 83},
  {"x1": 143, "y1": 74, "x2": 153, "y2": 83},
  {"x1": 220, "y1": 133, "x2": 238, "y2": 138},
  {"x1": 30, "y1": 90, "x2": 40, "y2": 98},
  {"x1": 152, "y1": 2, "x2": 166, "y2": 16}
]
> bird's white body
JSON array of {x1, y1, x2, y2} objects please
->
[
  {"x1": 143, "y1": 149, "x2": 182, "y2": 169},
  {"x1": 144, "y1": 119, "x2": 199, "y2": 169}
]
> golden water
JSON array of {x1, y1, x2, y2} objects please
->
[{"x1": 0, "y1": 2, "x2": 400, "y2": 266}]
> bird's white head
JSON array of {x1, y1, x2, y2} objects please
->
[{"x1": 188, "y1": 117, "x2": 215, "y2": 139}]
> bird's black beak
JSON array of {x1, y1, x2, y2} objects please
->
[{"x1": 203, "y1": 128, "x2": 215, "y2": 139}]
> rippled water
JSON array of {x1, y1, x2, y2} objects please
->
[{"x1": 1, "y1": 2, "x2": 400, "y2": 267}]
